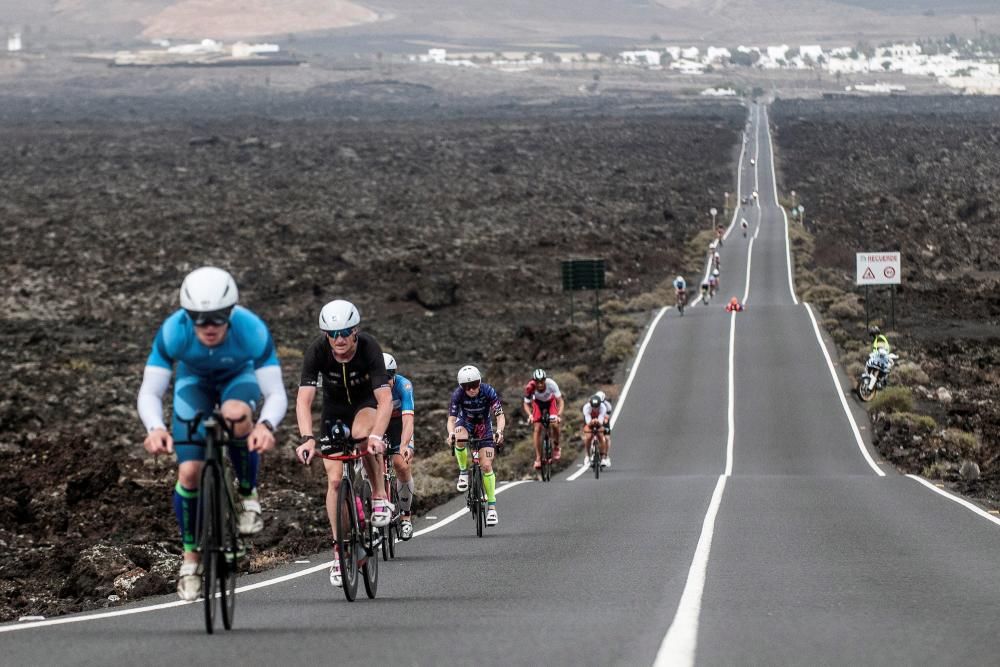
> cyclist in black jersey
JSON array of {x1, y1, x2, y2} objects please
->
[{"x1": 294, "y1": 299, "x2": 394, "y2": 588}]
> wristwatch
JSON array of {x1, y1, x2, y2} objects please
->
[
  {"x1": 259, "y1": 419, "x2": 275, "y2": 433},
  {"x1": 299, "y1": 434, "x2": 316, "y2": 445}
]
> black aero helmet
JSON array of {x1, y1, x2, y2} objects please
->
[{"x1": 589, "y1": 395, "x2": 601, "y2": 408}]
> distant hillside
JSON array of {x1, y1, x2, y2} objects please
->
[{"x1": 1, "y1": 0, "x2": 997, "y2": 47}]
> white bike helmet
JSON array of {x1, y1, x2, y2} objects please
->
[
  {"x1": 676, "y1": 275, "x2": 684, "y2": 283},
  {"x1": 532, "y1": 368, "x2": 546, "y2": 382},
  {"x1": 383, "y1": 353, "x2": 397, "y2": 373},
  {"x1": 318, "y1": 299, "x2": 360, "y2": 332},
  {"x1": 179, "y1": 267, "x2": 238, "y2": 321},
  {"x1": 457, "y1": 365, "x2": 482, "y2": 385},
  {"x1": 596, "y1": 390, "x2": 607, "y2": 402},
  {"x1": 713, "y1": 268, "x2": 720, "y2": 276}
]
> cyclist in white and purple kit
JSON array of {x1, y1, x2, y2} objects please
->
[{"x1": 447, "y1": 365, "x2": 506, "y2": 526}]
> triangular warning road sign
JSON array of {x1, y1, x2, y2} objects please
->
[{"x1": 862, "y1": 267, "x2": 876, "y2": 280}]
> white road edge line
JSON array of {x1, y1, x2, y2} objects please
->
[
  {"x1": 0, "y1": 481, "x2": 532, "y2": 633},
  {"x1": 655, "y1": 162, "x2": 743, "y2": 662},
  {"x1": 906, "y1": 475, "x2": 1000, "y2": 527},
  {"x1": 653, "y1": 475, "x2": 728, "y2": 666},
  {"x1": 762, "y1": 106, "x2": 799, "y2": 305},
  {"x1": 803, "y1": 303, "x2": 884, "y2": 476},
  {"x1": 567, "y1": 306, "x2": 669, "y2": 481}
]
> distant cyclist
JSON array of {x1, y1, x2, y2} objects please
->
[
  {"x1": 384, "y1": 353, "x2": 416, "y2": 540},
  {"x1": 293, "y1": 299, "x2": 394, "y2": 588},
  {"x1": 673, "y1": 275, "x2": 687, "y2": 308},
  {"x1": 700, "y1": 281, "x2": 711, "y2": 305},
  {"x1": 708, "y1": 271, "x2": 720, "y2": 298},
  {"x1": 582, "y1": 395, "x2": 609, "y2": 468},
  {"x1": 523, "y1": 368, "x2": 565, "y2": 469},
  {"x1": 595, "y1": 390, "x2": 614, "y2": 468},
  {"x1": 716, "y1": 224, "x2": 725, "y2": 247},
  {"x1": 726, "y1": 297, "x2": 745, "y2": 312},
  {"x1": 741, "y1": 218, "x2": 749, "y2": 237},
  {"x1": 712, "y1": 251, "x2": 721, "y2": 271},
  {"x1": 137, "y1": 267, "x2": 287, "y2": 601},
  {"x1": 448, "y1": 366, "x2": 506, "y2": 527}
]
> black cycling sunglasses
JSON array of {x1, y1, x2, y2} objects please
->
[
  {"x1": 186, "y1": 307, "x2": 233, "y2": 327},
  {"x1": 461, "y1": 380, "x2": 481, "y2": 391}
]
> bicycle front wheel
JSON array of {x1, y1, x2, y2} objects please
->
[
  {"x1": 473, "y1": 467, "x2": 485, "y2": 538},
  {"x1": 336, "y1": 478, "x2": 359, "y2": 601},
  {"x1": 219, "y1": 487, "x2": 239, "y2": 630},
  {"x1": 541, "y1": 435, "x2": 552, "y2": 482},
  {"x1": 360, "y1": 481, "x2": 378, "y2": 599},
  {"x1": 198, "y1": 464, "x2": 220, "y2": 634},
  {"x1": 592, "y1": 443, "x2": 600, "y2": 480}
]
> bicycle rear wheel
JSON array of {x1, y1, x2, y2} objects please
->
[
  {"x1": 199, "y1": 464, "x2": 220, "y2": 634},
  {"x1": 336, "y1": 478, "x2": 359, "y2": 601},
  {"x1": 360, "y1": 482, "x2": 379, "y2": 599},
  {"x1": 388, "y1": 480, "x2": 399, "y2": 559},
  {"x1": 219, "y1": 486, "x2": 239, "y2": 631}
]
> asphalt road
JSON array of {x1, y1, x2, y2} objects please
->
[{"x1": 5, "y1": 103, "x2": 1000, "y2": 666}]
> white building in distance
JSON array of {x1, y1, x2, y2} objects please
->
[
  {"x1": 706, "y1": 47, "x2": 732, "y2": 62},
  {"x1": 8, "y1": 30, "x2": 22, "y2": 52},
  {"x1": 800, "y1": 45, "x2": 823, "y2": 60},
  {"x1": 621, "y1": 49, "x2": 661, "y2": 66}
]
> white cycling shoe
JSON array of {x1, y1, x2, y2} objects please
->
[
  {"x1": 600, "y1": 456, "x2": 611, "y2": 469},
  {"x1": 176, "y1": 561, "x2": 202, "y2": 601},
  {"x1": 485, "y1": 507, "x2": 498, "y2": 527},
  {"x1": 371, "y1": 500, "x2": 394, "y2": 528},
  {"x1": 238, "y1": 491, "x2": 263, "y2": 535},
  {"x1": 456, "y1": 472, "x2": 469, "y2": 492},
  {"x1": 329, "y1": 557, "x2": 342, "y2": 588},
  {"x1": 400, "y1": 519, "x2": 414, "y2": 541}
]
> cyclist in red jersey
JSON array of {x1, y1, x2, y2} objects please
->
[{"x1": 523, "y1": 368, "x2": 565, "y2": 469}]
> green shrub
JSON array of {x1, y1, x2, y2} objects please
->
[
  {"x1": 895, "y1": 361, "x2": 930, "y2": 385},
  {"x1": 552, "y1": 371, "x2": 581, "y2": 399},
  {"x1": 868, "y1": 386, "x2": 913, "y2": 414},
  {"x1": 602, "y1": 328, "x2": 638, "y2": 363},
  {"x1": 886, "y1": 411, "x2": 937, "y2": 433},
  {"x1": 625, "y1": 291, "x2": 664, "y2": 312},
  {"x1": 802, "y1": 284, "x2": 845, "y2": 307},
  {"x1": 828, "y1": 295, "x2": 863, "y2": 319},
  {"x1": 601, "y1": 298, "x2": 627, "y2": 314},
  {"x1": 941, "y1": 428, "x2": 980, "y2": 455},
  {"x1": 921, "y1": 461, "x2": 952, "y2": 480}
]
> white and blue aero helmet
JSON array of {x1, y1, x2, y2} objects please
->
[{"x1": 318, "y1": 299, "x2": 360, "y2": 332}]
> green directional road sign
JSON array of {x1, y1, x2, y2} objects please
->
[{"x1": 561, "y1": 259, "x2": 606, "y2": 291}]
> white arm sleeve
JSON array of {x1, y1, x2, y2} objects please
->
[
  {"x1": 254, "y1": 365, "x2": 288, "y2": 428},
  {"x1": 137, "y1": 366, "x2": 172, "y2": 432}
]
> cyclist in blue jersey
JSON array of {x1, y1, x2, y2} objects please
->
[
  {"x1": 447, "y1": 365, "x2": 505, "y2": 526},
  {"x1": 136, "y1": 267, "x2": 287, "y2": 601},
  {"x1": 383, "y1": 353, "x2": 417, "y2": 540}
]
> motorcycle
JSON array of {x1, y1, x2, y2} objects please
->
[{"x1": 857, "y1": 351, "x2": 898, "y2": 402}]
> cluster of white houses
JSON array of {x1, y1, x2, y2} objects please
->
[{"x1": 410, "y1": 42, "x2": 1000, "y2": 94}]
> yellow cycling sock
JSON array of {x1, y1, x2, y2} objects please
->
[
  {"x1": 483, "y1": 471, "x2": 496, "y2": 503},
  {"x1": 455, "y1": 445, "x2": 468, "y2": 472}
]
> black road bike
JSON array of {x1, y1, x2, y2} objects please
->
[
  {"x1": 179, "y1": 411, "x2": 245, "y2": 634},
  {"x1": 457, "y1": 437, "x2": 492, "y2": 537},
  {"x1": 584, "y1": 423, "x2": 604, "y2": 480},
  {"x1": 539, "y1": 410, "x2": 554, "y2": 482},
  {"x1": 316, "y1": 426, "x2": 379, "y2": 601}
]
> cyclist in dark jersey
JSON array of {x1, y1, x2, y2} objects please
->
[
  {"x1": 383, "y1": 352, "x2": 416, "y2": 540},
  {"x1": 293, "y1": 299, "x2": 393, "y2": 588},
  {"x1": 447, "y1": 365, "x2": 505, "y2": 526}
]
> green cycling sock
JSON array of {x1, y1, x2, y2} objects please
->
[
  {"x1": 455, "y1": 445, "x2": 468, "y2": 472},
  {"x1": 483, "y1": 471, "x2": 496, "y2": 504}
]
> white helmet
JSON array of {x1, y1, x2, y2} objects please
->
[
  {"x1": 596, "y1": 390, "x2": 607, "y2": 402},
  {"x1": 383, "y1": 352, "x2": 397, "y2": 372},
  {"x1": 709, "y1": 240, "x2": 718, "y2": 249},
  {"x1": 319, "y1": 299, "x2": 360, "y2": 332},
  {"x1": 676, "y1": 275, "x2": 684, "y2": 283},
  {"x1": 179, "y1": 267, "x2": 238, "y2": 315},
  {"x1": 713, "y1": 268, "x2": 720, "y2": 276},
  {"x1": 457, "y1": 365, "x2": 481, "y2": 385}
]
